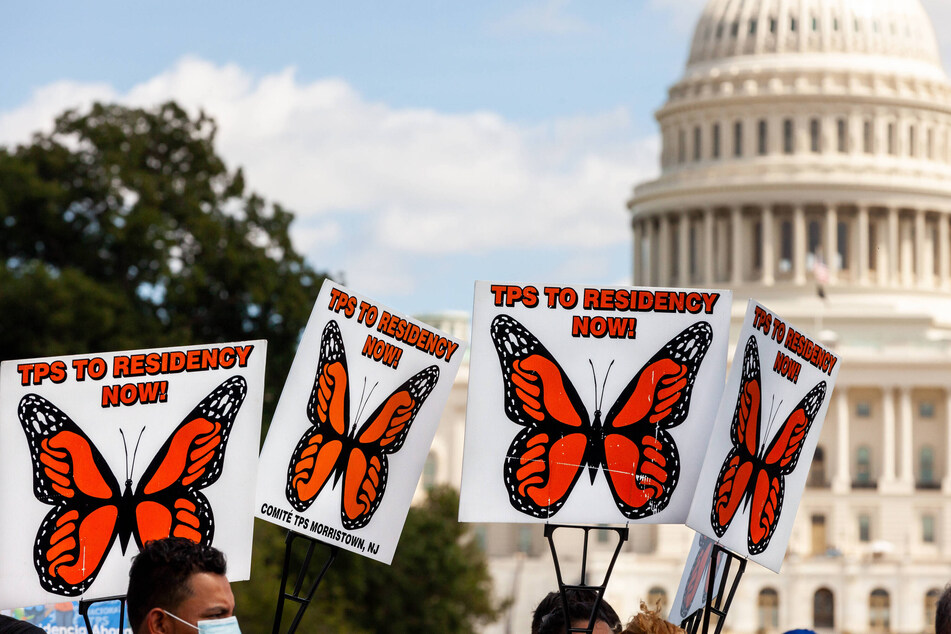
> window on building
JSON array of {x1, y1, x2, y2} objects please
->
[
  {"x1": 837, "y1": 118, "x2": 848, "y2": 153},
  {"x1": 791, "y1": 17, "x2": 798, "y2": 32},
  {"x1": 518, "y1": 525, "x2": 533, "y2": 554},
  {"x1": 869, "y1": 589, "x2": 890, "y2": 632},
  {"x1": 888, "y1": 123, "x2": 896, "y2": 155},
  {"x1": 926, "y1": 589, "x2": 941, "y2": 633},
  {"x1": 647, "y1": 587, "x2": 668, "y2": 612},
  {"x1": 868, "y1": 222, "x2": 878, "y2": 270},
  {"x1": 753, "y1": 221, "x2": 763, "y2": 269},
  {"x1": 857, "y1": 401, "x2": 871, "y2": 417},
  {"x1": 858, "y1": 513, "x2": 872, "y2": 542},
  {"x1": 809, "y1": 447, "x2": 827, "y2": 486},
  {"x1": 713, "y1": 123, "x2": 721, "y2": 158},
  {"x1": 422, "y1": 453, "x2": 438, "y2": 491},
  {"x1": 731, "y1": 21, "x2": 739, "y2": 37},
  {"x1": 784, "y1": 119, "x2": 795, "y2": 154},
  {"x1": 837, "y1": 221, "x2": 849, "y2": 270},
  {"x1": 758, "y1": 119, "x2": 768, "y2": 155},
  {"x1": 734, "y1": 121, "x2": 743, "y2": 157},
  {"x1": 922, "y1": 514, "x2": 936, "y2": 544},
  {"x1": 909, "y1": 125, "x2": 917, "y2": 157},
  {"x1": 864, "y1": 119, "x2": 874, "y2": 153},
  {"x1": 770, "y1": 17, "x2": 777, "y2": 33},
  {"x1": 812, "y1": 17, "x2": 819, "y2": 31},
  {"x1": 694, "y1": 126, "x2": 702, "y2": 161},
  {"x1": 920, "y1": 446, "x2": 936, "y2": 485},
  {"x1": 856, "y1": 446, "x2": 873, "y2": 485},
  {"x1": 920, "y1": 401, "x2": 935, "y2": 418},
  {"x1": 716, "y1": 23, "x2": 724, "y2": 38},
  {"x1": 811, "y1": 514, "x2": 828, "y2": 554},
  {"x1": 678, "y1": 129, "x2": 686, "y2": 163},
  {"x1": 758, "y1": 588, "x2": 779, "y2": 631},
  {"x1": 689, "y1": 222, "x2": 698, "y2": 279},
  {"x1": 833, "y1": 17, "x2": 839, "y2": 31},
  {"x1": 814, "y1": 588, "x2": 835, "y2": 629},
  {"x1": 810, "y1": 118, "x2": 821, "y2": 152},
  {"x1": 749, "y1": 19, "x2": 757, "y2": 35}
]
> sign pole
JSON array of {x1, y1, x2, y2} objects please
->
[
  {"x1": 543, "y1": 524, "x2": 629, "y2": 634},
  {"x1": 78, "y1": 595, "x2": 127, "y2": 634},
  {"x1": 271, "y1": 530, "x2": 339, "y2": 634},
  {"x1": 679, "y1": 544, "x2": 746, "y2": 634}
]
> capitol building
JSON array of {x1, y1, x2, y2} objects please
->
[{"x1": 419, "y1": 1, "x2": 951, "y2": 632}]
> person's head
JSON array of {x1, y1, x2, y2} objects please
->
[
  {"x1": 532, "y1": 589, "x2": 621, "y2": 634},
  {"x1": 936, "y1": 585, "x2": 951, "y2": 634},
  {"x1": 622, "y1": 602, "x2": 684, "y2": 634},
  {"x1": 127, "y1": 537, "x2": 234, "y2": 634}
]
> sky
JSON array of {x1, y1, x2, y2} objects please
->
[{"x1": 2, "y1": 0, "x2": 950, "y2": 316}]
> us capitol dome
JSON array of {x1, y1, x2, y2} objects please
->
[{"x1": 421, "y1": 2, "x2": 951, "y2": 633}]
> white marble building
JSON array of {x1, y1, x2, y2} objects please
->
[{"x1": 418, "y1": 1, "x2": 951, "y2": 632}]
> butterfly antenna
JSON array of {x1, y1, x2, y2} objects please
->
[
  {"x1": 600, "y1": 360, "x2": 614, "y2": 412},
  {"x1": 120, "y1": 428, "x2": 130, "y2": 481},
  {"x1": 589, "y1": 360, "x2": 599, "y2": 410},
  {"x1": 128, "y1": 427, "x2": 146, "y2": 480},
  {"x1": 356, "y1": 377, "x2": 369, "y2": 425}
]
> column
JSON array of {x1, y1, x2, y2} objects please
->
[
  {"x1": 940, "y1": 211, "x2": 950, "y2": 289},
  {"x1": 731, "y1": 206, "x2": 743, "y2": 284},
  {"x1": 915, "y1": 208, "x2": 927, "y2": 287},
  {"x1": 857, "y1": 205, "x2": 870, "y2": 285},
  {"x1": 881, "y1": 387, "x2": 897, "y2": 489},
  {"x1": 942, "y1": 389, "x2": 951, "y2": 492},
  {"x1": 679, "y1": 211, "x2": 691, "y2": 287},
  {"x1": 793, "y1": 204, "x2": 806, "y2": 285},
  {"x1": 646, "y1": 216, "x2": 658, "y2": 286},
  {"x1": 762, "y1": 206, "x2": 775, "y2": 285},
  {"x1": 825, "y1": 204, "x2": 839, "y2": 283},
  {"x1": 901, "y1": 210, "x2": 914, "y2": 287},
  {"x1": 704, "y1": 208, "x2": 715, "y2": 284},
  {"x1": 632, "y1": 218, "x2": 643, "y2": 285},
  {"x1": 833, "y1": 387, "x2": 851, "y2": 493},
  {"x1": 658, "y1": 213, "x2": 671, "y2": 287},
  {"x1": 898, "y1": 386, "x2": 914, "y2": 491},
  {"x1": 877, "y1": 214, "x2": 890, "y2": 286},
  {"x1": 888, "y1": 206, "x2": 899, "y2": 287}
]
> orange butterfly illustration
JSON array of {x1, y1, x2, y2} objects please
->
[
  {"x1": 710, "y1": 336, "x2": 825, "y2": 554},
  {"x1": 285, "y1": 320, "x2": 439, "y2": 529},
  {"x1": 491, "y1": 314, "x2": 712, "y2": 519},
  {"x1": 18, "y1": 376, "x2": 247, "y2": 596}
]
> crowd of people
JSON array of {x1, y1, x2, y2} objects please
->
[{"x1": 2, "y1": 537, "x2": 951, "y2": 634}]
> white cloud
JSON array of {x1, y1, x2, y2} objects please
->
[
  {"x1": 0, "y1": 57, "x2": 655, "y2": 302},
  {"x1": 490, "y1": 0, "x2": 592, "y2": 35}
]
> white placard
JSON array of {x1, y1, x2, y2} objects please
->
[
  {"x1": 255, "y1": 281, "x2": 464, "y2": 564},
  {"x1": 459, "y1": 281, "x2": 732, "y2": 524},
  {"x1": 668, "y1": 533, "x2": 727, "y2": 624},
  {"x1": 0, "y1": 341, "x2": 266, "y2": 609},
  {"x1": 687, "y1": 300, "x2": 840, "y2": 572}
]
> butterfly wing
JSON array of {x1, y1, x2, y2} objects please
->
[
  {"x1": 131, "y1": 376, "x2": 247, "y2": 550},
  {"x1": 19, "y1": 394, "x2": 122, "y2": 595},
  {"x1": 339, "y1": 365, "x2": 440, "y2": 530},
  {"x1": 601, "y1": 322, "x2": 713, "y2": 518},
  {"x1": 710, "y1": 336, "x2": 761, "y2": 537},
  {"x1": 491, "y1": 314, "x2": 593, "y2": 519},
  {"x1": 287, "y1": 320, "x2": 351, "y2": 512},
  {"x1": 681, "y1": 535, "x2": 715, "y2": 619},
  {"x1": 746, "y1": 380, "x2": 827, "y2": 554}
]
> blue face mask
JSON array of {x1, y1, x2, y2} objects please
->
[{"x1": 163, "y1": 611, "x2": 242, "y2": 634}]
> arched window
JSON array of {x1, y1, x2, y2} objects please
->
[
  {"x1": 647, "y1": 587, "x2": 668, "y2": 612},
  {"x1": 814, "y1": 588, "x2": 835, "y2": 629},
  {"x1": 758, "y1": 588, "x2": 779, "y2": 631},
  {"x1": 869, "y1": 589, "x2": 890, "y2": 632},
  {"x1": 925, "y1": 588, "x2": 941, "y2": 633}
]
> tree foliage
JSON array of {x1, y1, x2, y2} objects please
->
[
  {"x1": 233, "y1": 485, "x2": 503, "y2": 634},
  {"x1": 0, "y1": 102, "x2": 321, "y2": 412}
]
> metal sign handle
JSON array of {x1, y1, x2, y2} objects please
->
[{"x1": 271, "y1": 530, "x2": 339, "y2": 634}]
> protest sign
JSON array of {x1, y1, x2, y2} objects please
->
[
  {"x1": 255, "y1": 281, "x2": 464, "y2": 564},
  {"x1": 687, "y1": 300, "x2": 840, "y2": 572},
  {"x1": 668, "y1": 533, "x2": 727, "y2": 623},
  {"x1": 0, "y1": 341, "x2": 266, "y2": 609},
  {"x1": 459, "y1": 281, "x2": 731, "y2": 524}
]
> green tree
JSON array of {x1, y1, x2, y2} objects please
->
[
  {"x1": 233, "y1": 485, "x2": 503, "y2": 634},
  {"x1": 0, "y1": 101, "x2": 320, "y2": 413}
]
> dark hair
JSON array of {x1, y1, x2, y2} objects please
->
[
  {"x1": 127, "y1": 538, "x2": 227, "y2": 633},
  {"x1": 937, "y1": 585, "x2": 951, "y2": 634},
  {"x1": 532, "y1": 589, "x2": 621, "y2": 634}
]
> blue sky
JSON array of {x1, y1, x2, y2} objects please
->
[{"x1": 3, "y1": 1, "x2": 950, "y2": 315}]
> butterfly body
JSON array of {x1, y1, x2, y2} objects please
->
[
  {"x1": 19, "y1": 376, "x2": 247, "y2": 596},
  {"x1": 491, "y1": 314, "x2": 712, "y2": 520},
  {"x1": 710, "y1": 336, "x2": 826, "y2": 555},
  {"x1": 286, "y1": 320, "x2": 440, "y2": 530}
]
